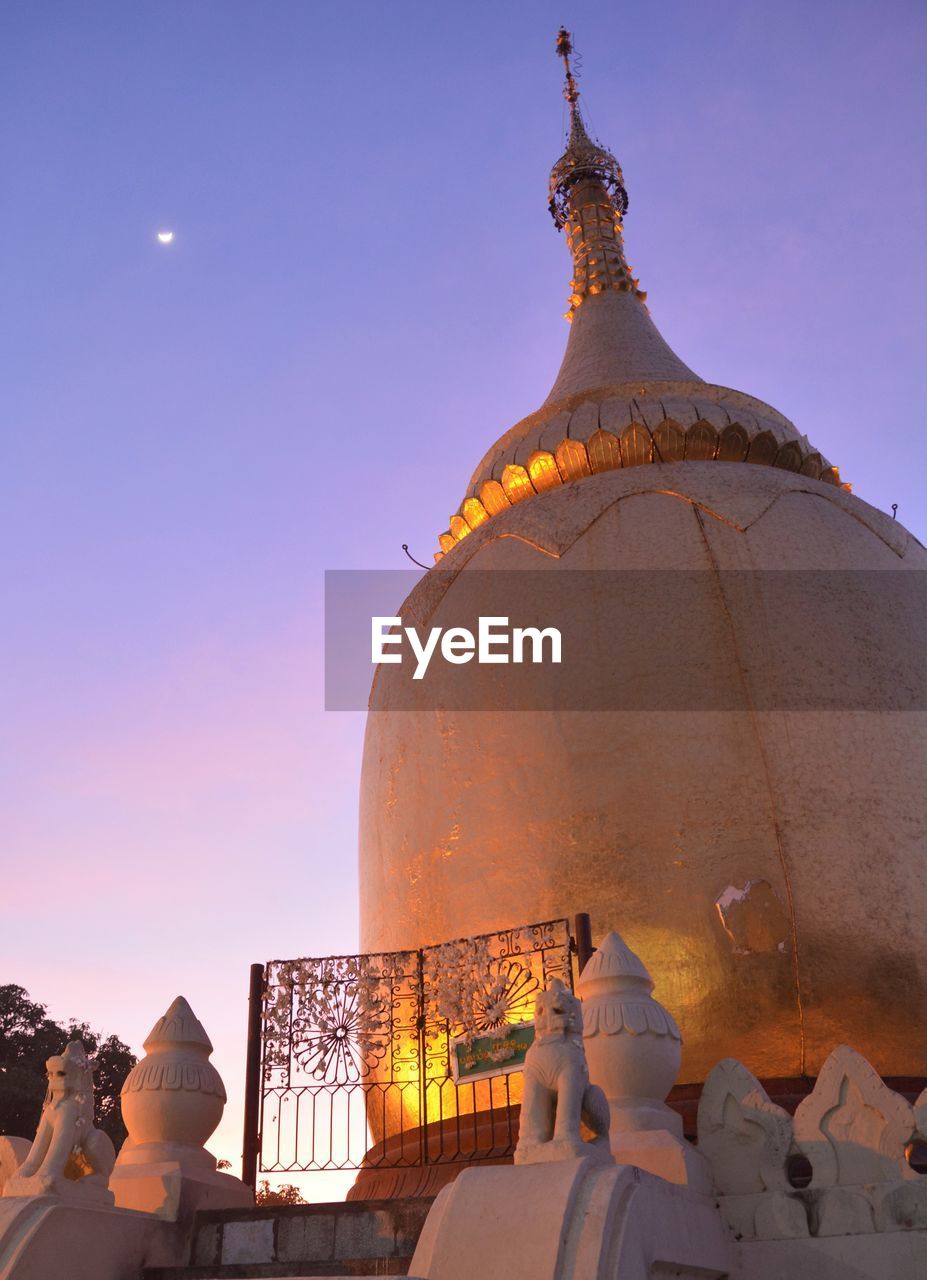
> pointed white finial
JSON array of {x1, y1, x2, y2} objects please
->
[
  {"x1": 577, "y1": 931, "x2": 682, "y2": 1132},
  {"x1": 578, "y1": 930, "x2": 655, "y2": 992},
  {"x1": 119, "y1": 996, "x2": 226, "y2": 1157},
  {"x1": 577, "y1": 930, "x2": 710, "y2": 1190},
  {"x1": 112, "y1": 996, "x2": 251, "y2": 1218},
  {"x1": 143, "y1": 995, "x2": 213, "y2": 1054}
]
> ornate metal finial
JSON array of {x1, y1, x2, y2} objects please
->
[
  {"x1": 547, "y1": 29, "x2": 642, "y2": 320},
  {"x1": 549, "y1": 29, "x2": 628, "y2": 231},
  {"x1": 556, "y1": 26, "x2": 580, "y2": 108}
]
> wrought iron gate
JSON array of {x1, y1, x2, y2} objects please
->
[{"x1": 247, "y1": 918, "x2": 574, "y2": 1177}]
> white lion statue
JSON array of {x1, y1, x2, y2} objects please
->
[
  {"x1": 514, "y1": 979, "x2": 611, "y2": 1165},
  {"x1": 2, "y1": 1041, "x2": 115, "y2": 1204}
]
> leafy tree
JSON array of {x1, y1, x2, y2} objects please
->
[
  {"x1": 256, "y1": 1179, "x2": 305, "y2": 1205},
  {"x1": 0, "y1": 985, "x2": 136, "y2": 1149}
]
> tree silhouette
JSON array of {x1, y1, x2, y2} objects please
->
[
  {"x1": 0, "y1": 985, "x2": 136, "y2": 1149},
  {"x1": 256, "y1": 1179, "x2": 306, "y2": 1205}
]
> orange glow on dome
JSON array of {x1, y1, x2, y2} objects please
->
[
  {"x1": 435, "y1": 410, "x2": 846, "y2": 559},
  {"x1": 686, "y1": 421, "x2": 718, "y2": 460},
  {"x1": 620, "y1": 423, "x2": 653, "y2": 468},
  {"x1": 555, "y1": 438, "x2": 592, "y2": 482},
  {"x1": 526, "y1": 451, "x2": 563, "y2": 493},
  {"x1": 501, "y1": 464, "x2": 533, "y2": 504},
  {"x1": 461, "y1": 498, "x2": 489, "y2": 530},
  {"x1": 479, "y1": 480, "x2": 511, "y2": 516},
  {"x1": 586, "y1": 428, "x2": 621, "y2": 474},
  {"x1": 653, "y1": 419, "x2": 686, "y2": 463}
]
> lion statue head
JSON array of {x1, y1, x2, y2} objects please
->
[
  {"x1": 44, "y1": 1041, "x2": 94, "y2": 1132},
  {"x1": 533, "y1": 978, "x2": 583, "y2": 1041}
]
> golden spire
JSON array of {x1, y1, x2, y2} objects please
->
[
  {"x1": 549, "y1": 28, "x2": 643, "y2": 319},
  {"x1": 555, "y1": 25, "x2": 581, "y2": 110}
]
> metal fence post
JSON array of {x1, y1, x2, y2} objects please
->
[
  {"x1": 573, "y1": 912, "x2": 594, "y2": 973},
  {"x1": 416, "y1": 947, "x2": 428, "y2": 1167},
  {"x1": 241, "y1": 962, "x2": 264, "y2": 1189}
]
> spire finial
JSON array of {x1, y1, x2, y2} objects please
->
[
  {"x1": 556, "y1": 26, "x2": 580, "y2": 109},
  {"x1": 548, "y1": 31, "x2": 628, "y2": 232},
  {"x1": 548, "y1": 29, "x2": 640, "y2": 319}
]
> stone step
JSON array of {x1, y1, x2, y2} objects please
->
[
  {"x1": 144, "y1": 1263, "x2": 414, "y2": 1278},
  {"x1": 142, "y1": 1198, "x2": 431, "y2": 1279}
]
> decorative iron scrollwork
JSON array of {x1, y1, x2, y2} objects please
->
[{"x1": 258, "y1": 918, "x2": 572, "y2": 1173}]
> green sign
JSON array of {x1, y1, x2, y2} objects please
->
[{"x1": 451, "y1": 1023, "x2": 536, "y2": 1083}]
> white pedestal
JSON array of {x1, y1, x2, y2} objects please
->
[{"x1": 410, "y1": 1157, "x2": 731, "y2": 1280}]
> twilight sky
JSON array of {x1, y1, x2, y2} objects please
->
[{"x1": 1, "y1": 0, "x2": 925, "y2": 1190}]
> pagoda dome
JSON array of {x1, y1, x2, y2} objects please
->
[{"x1": 359, "y1": 33, "x2": 927, "y2": 1089}]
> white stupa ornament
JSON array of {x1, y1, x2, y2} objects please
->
[
  {"x1": 577, "y1": 931, "x2": 712, "y2": 1191},
  {"x1": 119, "y1": 996, "x2": 226, "y2": 1157},
  {"x1": 111, "y1": 996, "x2": 250, "y2": 1217},
  {"x1": 577, "y1": 931, "x2": 682, "y2": 1137}
]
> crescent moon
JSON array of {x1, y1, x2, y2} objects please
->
[{"x1": 156, "y1": 231, "x2": 174, "y2": 244}]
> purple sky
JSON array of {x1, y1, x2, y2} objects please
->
[{"x1": 2, "y1": 1, "x2": 924, "y2": 1188}]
